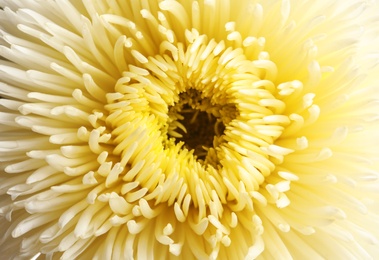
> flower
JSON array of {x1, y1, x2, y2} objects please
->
[{"x1": 1, "y1": 0, "x2": 379, "y2": 259}]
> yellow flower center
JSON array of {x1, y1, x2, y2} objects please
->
[{"x1": 101, "y1": 28, "x2": 297, "y2": 227}]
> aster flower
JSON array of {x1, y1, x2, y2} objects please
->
[{"x1": 1, "y1": 0, "x2": 379, "y2": 259}]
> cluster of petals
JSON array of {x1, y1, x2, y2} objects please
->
[{"x1": 1, "y1": 0, "x2": 379, "y2": 259}]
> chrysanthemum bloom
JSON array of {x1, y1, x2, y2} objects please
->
[{"x1": 1, "y1": 0, "x2": 379, "y2": 259}]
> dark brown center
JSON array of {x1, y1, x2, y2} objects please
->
[{"x1": 174, "y1": 104, "x2": 225, "y2": 160}]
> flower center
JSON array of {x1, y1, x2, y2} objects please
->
[
  {"x1": 176, "y1": 106, "x2": 223, "y2": 158},
  {"x1": 168, "y1": 90, "x2": 231, "y2": 161}
]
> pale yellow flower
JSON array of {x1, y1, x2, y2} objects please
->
[{"x1": 1, "y1": 0, "x2": 379, "y2": 259}]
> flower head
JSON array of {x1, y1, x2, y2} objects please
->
[{"x1": 1, "y1": 0, "x2": 379, "y2": 259}]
